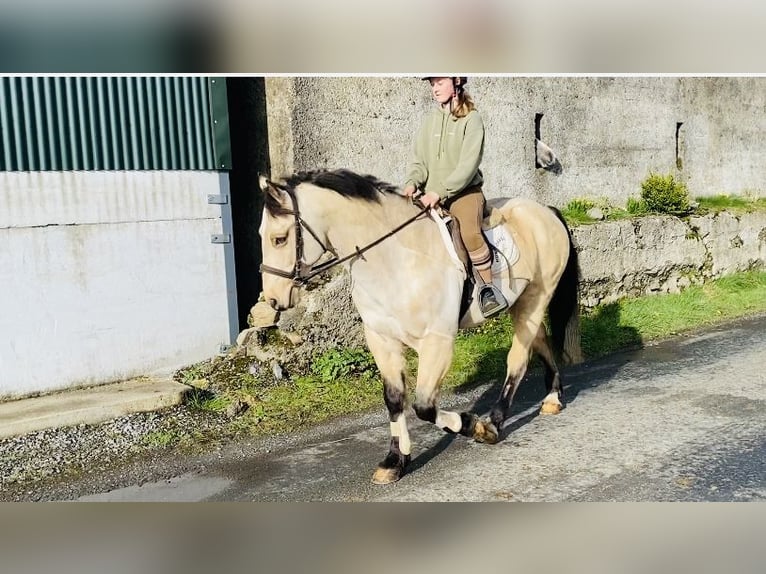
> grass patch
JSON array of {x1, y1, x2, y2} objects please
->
[
  {"x1": 583, "y1": 270, "x2": 766, "y2": 357},
  {"x1": 559, "y1": 193, "x2": 766, "y2": 228},
  {"x1": 560, "y1": 198, "x2": 646, "y2": 226},
  {"x1": 142, "y1": 430, "x2": 180, "y2": 448},
  {"x1": 186, "y1": 389, "x2": 231, "y2": 413},
  {"x1": 239, "y1": 373, "x2": 383, "y2": 434},
  {"x1": 695, "y1": 194, "x2": 766, "y2": 215},
  {"x1": 448, "y1": 315, "x2": 514, "y2": 389},
  {"x1": 561, "y1": 198, "x2": 597, "y2": 224},
  {"x1": 180, "y1": 270, "x2": 766, "y2": 439}
]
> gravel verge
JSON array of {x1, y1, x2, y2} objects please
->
[{"x1": 0, "y1": 404, "x2": 232, "y2": 499}]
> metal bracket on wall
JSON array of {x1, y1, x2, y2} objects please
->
[
  {"x1": 211, "y1": 234, "x2": 232, "y2": 244},
  {"x1": 207, "y1": 194, "x2": 229, "y2": 205}
]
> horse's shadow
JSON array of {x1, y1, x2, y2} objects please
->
[{"x1": 411, "y1": 302, "x2": 643, "y2": 466}]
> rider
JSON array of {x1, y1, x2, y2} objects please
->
[{"x1": 403, "y1": 76, "x2": 507, "y2": 318}]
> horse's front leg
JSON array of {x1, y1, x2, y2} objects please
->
[
  {"x1": 365, "y1": 326, "x2": 412, "y2": 485},
  {"x1": 413, "y1": 334, "x2": 498, "y2": 445}
]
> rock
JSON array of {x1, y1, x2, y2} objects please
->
[
  {"x1": 246, "y1": 346, "x2": 275, "y2": 363},
  {"x1": 586, "y1": 207, "x2": 605, "y2": 220},
  {"x1": 271, "y1": 362, "x2": 284, "y2": 381},
  {"x1": 281, "y1": 332, "x2": 304, "y2": 346},
  {"x1": 236, "y1": 327, "x2": 259, "y2": 347},
  {"x1": 225, "y1": 399, "x2": 249, "y2": 419},
  {"x1": 248, "y1": 302, "x2": 279, "y2": 328},
  {"x1": 188, "y1": 378, "x2": 208, "y2": 389}
]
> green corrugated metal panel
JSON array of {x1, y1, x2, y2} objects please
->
[
  {"x1": 0, "y1": 77, "x2": 232, "y2": 171},
  {"x1": 209, "y1": 77, "x2": 231, "y2": 170}
]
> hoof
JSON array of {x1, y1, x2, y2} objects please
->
[
  {"x1": 473, "y1": 418, "x2": 499, "y2": 444},
  {"x1": 540, "y1": 401, "x2": 562, "y2": 415},
  {"x1": 371, "y1": 466, "x2": 404, "y2": 485}
]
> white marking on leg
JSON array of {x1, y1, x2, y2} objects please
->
[
  {"x1": 390, "y1": 417, "x2": 411, "y2": 456},
  {"x1": 543, "y1": 391, "x2": 562, "y2": 407},
  {"x1": 435, "y1": 410, "x2": 462, "y2": 433}
]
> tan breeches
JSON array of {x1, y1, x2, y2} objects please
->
[{"x1": 447, "y1": 186, "x2": 492, "y2": 272}]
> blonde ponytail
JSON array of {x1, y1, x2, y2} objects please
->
[{"x1": 451, "y1": 86, "x2": 476, "y2": 119}]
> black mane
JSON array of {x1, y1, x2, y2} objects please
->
[
  {"x1": 263, "y1": 169, "x2": 400, "y2": 217},
  {"x1": 292, "y1": 169, "x2": 399, "y2": 199}
]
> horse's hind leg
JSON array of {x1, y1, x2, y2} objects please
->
[
  {"x1": 365, "y1": 326, "x2": 412, "y2": 485},
  {"x1": 487, "y1": 298, "x2": 547, "y2": 433},
  {"x1": 413, "y1": 334, "x2": 498, "y2": 445},
  {"x1": 532, "y1": 324, "x2": 565, "y2": 415}
]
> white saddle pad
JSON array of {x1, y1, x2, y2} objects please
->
[
  {"x1": 484, "y1": 223, "x2": 520, "y2": 273},
  {"x1": 430, "y1": 210, "x2": 519, "y2": 276}
]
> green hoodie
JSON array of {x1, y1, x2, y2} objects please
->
[{"x1": 404, "y1": 107, "x2": 484, "y2": 200}]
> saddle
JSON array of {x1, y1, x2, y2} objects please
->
[{"x1": 432, "y1": 205, "x2": 521, "y2": 320}]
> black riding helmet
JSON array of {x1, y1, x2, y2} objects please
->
[{"x1": 421, "y1": 76, "x2": 468, "y2": 88}]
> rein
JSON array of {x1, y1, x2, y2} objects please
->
[{"x1": 260, "y1": 189, "x2": 431, "y2": 286}]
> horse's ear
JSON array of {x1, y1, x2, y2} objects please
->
[{"x1": 259, "y1": 174, "x2": 286, "y2": 204}]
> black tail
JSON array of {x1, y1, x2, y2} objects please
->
[{"x1": 547, "y1": 207, "x2": 583, "y2": 365}]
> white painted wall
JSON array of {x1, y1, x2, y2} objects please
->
[{"x1": 0, "y1": 171, "x2": 232, "y2": 399}]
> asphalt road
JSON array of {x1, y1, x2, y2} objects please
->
[{"x1": 23, "y1": 314, "x2": 766, "y2": 501}]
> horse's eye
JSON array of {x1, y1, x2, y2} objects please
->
[{"x1": 273, "y1": 235, "x2": 287, "y2": 247}]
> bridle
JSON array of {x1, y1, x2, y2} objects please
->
[{"x1": 259, "y1": 185, "x2": 430, "y2": 287}]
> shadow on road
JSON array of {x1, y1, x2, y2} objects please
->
[{"x1": 432, "y1": 302, "x2": 644, "y2": 446}]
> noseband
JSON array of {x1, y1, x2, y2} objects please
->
[{"x1": 259, "y1": 186, "x2": 430, "y2": 286}]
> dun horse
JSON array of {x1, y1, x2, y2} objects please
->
[{"x1": 259, "y1": 169, "x2": 581, "y2": 484}]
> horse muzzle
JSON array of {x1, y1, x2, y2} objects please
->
[{"x1": 264, "y1": 283, "x2": 299, "y2": 312}]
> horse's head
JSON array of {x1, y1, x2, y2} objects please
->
[{"x1": 258, "y1": 175, "x2": 331, "y2": 311}]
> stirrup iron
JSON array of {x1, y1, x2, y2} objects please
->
[{"x1": 479, "y1": 283, "x2": 508, "y2": 318}]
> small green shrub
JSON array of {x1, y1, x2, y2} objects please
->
[
  {"x1": 626, "y1": 197, "x2": 648, "y2": 215},
  {"x1": 311, "y1": 348, "x2": 378, "y2": 383},
  {"x1": 640, "y1": 173, "x2": 691, "y2": 214}
]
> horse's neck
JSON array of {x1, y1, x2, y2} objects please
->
[
  {"x1": 333, "y1": 195, "x2": 446, "y2": 268},
  {"x1": 303, "y1": 189, "x2": 464, "y2": 335}
]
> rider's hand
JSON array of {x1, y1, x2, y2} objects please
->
[
  {"x1": 403, "y1": 184, "x2": 417, "y2": 198},
  {"x1": 420, "y1": 191, "x2": 441, "y2": 209}
]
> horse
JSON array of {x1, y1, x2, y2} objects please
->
[{"x1": 258, "y1": 169, "x2": 582, "y2": 485}]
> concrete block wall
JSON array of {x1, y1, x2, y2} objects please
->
[
  {"x1": 264, "y1": 76, "x2": 766, "y2": 206},
  {"x1": 0, "y1": 171, "x2": 232, "y2": 399}
]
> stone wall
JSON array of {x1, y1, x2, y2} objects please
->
[{"x1": 574, "y1": 211, "x2": 766, "y2": 307}]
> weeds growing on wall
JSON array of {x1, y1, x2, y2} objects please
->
[
  {"x1": 695, "y1": 194, "x2": 766, "y2": 215},
  {"x1": 561, "y1": 187, "x2": 765, "y2": 227},
  {"x1": 640, "y1": 172, "x2": 691, "y2": 215},
  {"x1": 626, "y1": 196, "x2": 648, "y2": 215},
  {"x1": 561, "y1": 198, "x2": 597, "y2": 224}
]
